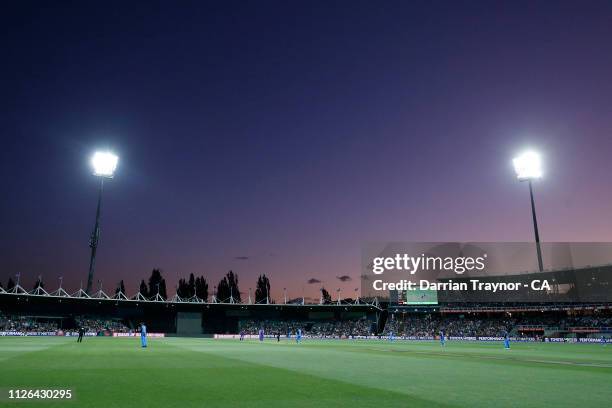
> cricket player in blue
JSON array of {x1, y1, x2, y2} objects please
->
[
  {"x1": 258, "y1": 329, "x2": 264, "y2": 342},
  {"x1": 439, "y1": 330, "x2": 445, "y2": 347},
  {"x1": 140, "y1": 322, "x2": 147, "y2": 348},
  {"x1": 296, "y1": 328, "x2": 302, "y2": 343},
  {"x1": 504, "y1": 332, "x2": 510, "y2": 350},
  {"x1": 388, "y1": 331, "x2": 395, "y2": 341},
  {"x1": 601, "y1": 336, "x2": 607, "y2": 346}
]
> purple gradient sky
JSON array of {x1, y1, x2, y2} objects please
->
[{"x1": 1, "y1": 1, "x2": 612, "y2": 300}]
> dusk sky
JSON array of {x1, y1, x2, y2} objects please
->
[{"x1": 1, "y1": 1, "x2": 612, "y2": 300}]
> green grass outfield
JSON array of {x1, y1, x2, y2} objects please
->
[{"x1": 0, "y1": 337, "x2": 611, "y2": 407}]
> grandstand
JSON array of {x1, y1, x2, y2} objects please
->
[
  {"x1": 0, "y1": 284, "x2": 381, "y2": 336},
  {"x1": 2, "y1": 272, "x2": 610, "y2": 340},
  {"x1": 382, "y1": 311, "x2": 612, "y2": 340}
]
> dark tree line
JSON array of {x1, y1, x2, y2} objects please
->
[
  {"x1": 176, "y1": 273, "x2": 209, "y2": 300},
  {"x1": 321, "y1": 287, "x2": 332, "y2": 304},
  {"x1": 149, "y1": 269, "x2": 167, "y2": 298},
  {"x1": 177, "y1": 271, "x2": 271, "y2": 304},
  {"x1": 134, "y1": 269, "x2": 167, "y2": 299},
  {"x1": 255, "y1": 274, "x2": 270, "y2": 303},
  {"x1": 133, "y1": 269, "x2": 213, "y2": 301},
  {"x1": 216, "y1": 271, "x2": 240, "y2": 302},
  {"x1": 139, "y1": 279, "x2": 148, "y2": 296}
]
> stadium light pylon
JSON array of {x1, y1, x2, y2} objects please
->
[
  {"x1": 86, "y1": 151, "x2": 119, "y2": 294},
  {"x1": 513, "y1": 150, "x2": 544, "y2": 272}
]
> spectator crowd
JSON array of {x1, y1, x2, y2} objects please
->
[
  {"x1": 0, "y1": 312, "x2": 130, "y2": 334},
  {"x1": 383, "y1": 313, "x2": 612, "y2": 338},
  {"x1": 0, "y1": 313, "x2": 59, "y2": 332},
  {"x1": 239, "y1": 318, "x2": 374, "y2": 338},
  {"x1": 75, "y1": 317, "x2": 130, "y2": 333}
]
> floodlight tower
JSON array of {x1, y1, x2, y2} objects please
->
[
  {"x1": 86, "y1": 151, "x2": 118, "y2": 294},
  {"x1": 513, "y1": 151, "x2": 544, "y2": 272}
]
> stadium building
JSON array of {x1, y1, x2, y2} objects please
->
[{"x1": 2, "y1": 265, "x2": 611, "y2": 342}]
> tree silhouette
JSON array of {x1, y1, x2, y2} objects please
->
[
  {"x1": 177, "y1": 278, "x2": 189, "y2": 298},
  {"x1": 195, "y1": 276, "x2": 208, "y2": 300},
  {"x1": 115, "y1": 280, "x2": 126, "y2": 295},
  {"x1": 216, "y1": 277, "x2": 230, "y2": 302},
  {"x1": 226, "y1": 271, "x2": 240, "y2": 302},
  {"x1": 176, "y1": 274, "x2": 207, "y2": 299},
  {"x1": 216, "y1": 271, "x2": 241, "y2": 302},
  {"x1": 188, "y1": 273, "x2": 195, "y2": 298},
  {"x1": 147, "y1": 269, "x2": 166, "y2": 299},
  {"x1": 321, "y1": 287, "x2": 332, "y2": 304},
  {"x1": 159, "y1": 278, "x2": 167, "y2": 299},
  {"x1": 138, "y1": 279, "x2": 148, "y2": 297},
  {"x1": 255, "y1": 274, "x2": 271, "y2": 304}
]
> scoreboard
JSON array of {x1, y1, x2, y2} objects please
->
[{"x1": 400, "y1": 288, "x2": 438, "y2": 305}]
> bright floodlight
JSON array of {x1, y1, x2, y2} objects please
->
[
  {"x1": 513, "y1": 151, "x2": 542, "y2": 181},
  {"x1": 91, "y1": 151, "x2": 119, "y2": 177}
]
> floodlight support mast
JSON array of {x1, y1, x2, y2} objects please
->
[
  {"x1": 528, "y1": 180, "x2": 544, "y2": 272},
  {"x1": 86, "y1": 177, "x2": 104, "y2": 294}
]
